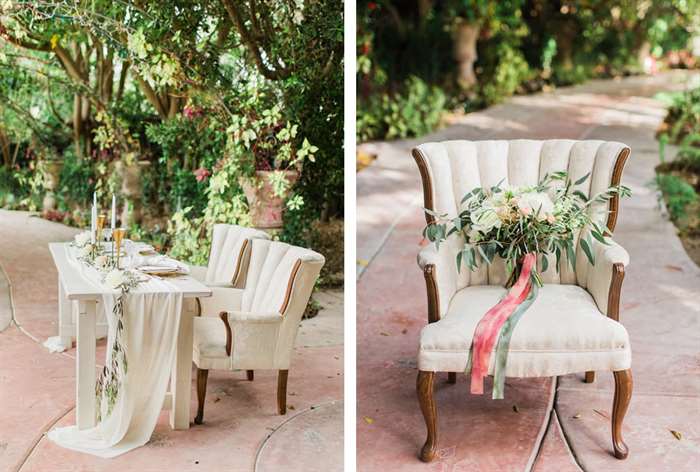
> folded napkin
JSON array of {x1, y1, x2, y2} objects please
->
[{"x1": 132, "y1": 255, "x2": 189, "y2": 275}]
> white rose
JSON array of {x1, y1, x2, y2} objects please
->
[
  {"x1": 105, "y1": 269, "x2": 126, "y2": 290},
  {"x1": 78, "y1": 244, "x2": 94, "y2": 258},
  {"x1": 94, "y1": 255, "x2": 109, "y2": 269},
  {"x1": 471, "y1": 208, "x2": 502, "y2": 233},
  {"x1": 74, "y1": 231, "x2": 92, "y2": 247},
  {"x1": 516, "y1": 192, "x2": 554, "y2": 221}
]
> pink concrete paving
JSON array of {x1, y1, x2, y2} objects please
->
[
  {"x1": 0, "y1": 210, "x2": 343, "y2": 472},
  {"x1": 357, "y1": 71, "x2": 700, "y2": 471}
]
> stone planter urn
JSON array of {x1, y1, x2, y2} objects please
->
[
  {"x1": 240, "y1": 170, "x2": 299, "y2": 229},
  {"x1": 41, "y1": 159, "x2": 63, "y2": 211},
  {"x1": 115, "y1": 159, "x2": 150, "y2": 225}
]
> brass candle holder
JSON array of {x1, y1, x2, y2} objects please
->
[
  {"x1": 96, "y1": 214, "x2": 107, "y2": 245},
  {"x1": 113, "y1": 228, "x2": 126, "y2": 269}
]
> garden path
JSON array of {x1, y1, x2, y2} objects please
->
[
  {"x1": 357, "y1": 70, "x2": 700, "y2": 471},
  {"x1": 0, "y1": 210, "x2": 343, "y2": 472}
]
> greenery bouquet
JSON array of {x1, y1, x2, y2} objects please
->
[
  {"x1": 424, "y1": 172, "x2": 631, "y2": 287},
  {"x1": 423, "y1": 172, "x2": 630, "y2": 399}
]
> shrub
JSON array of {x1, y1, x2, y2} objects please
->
[
  {"x1": 57, "y1": 150, "x2": 95, "y2": 209},
  {"x1": 656, "y1": 174, "x2": 698, "y2": 222},
  {"x1": 478, "y1": 44, "x2": 532, "y2": 106},
  {"x1": 357, "y1": 76, "x2": 447, "y2": 141}
]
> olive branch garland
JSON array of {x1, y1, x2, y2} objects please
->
[
  {"x1": 70, "y1": 234, "x2": 143, "y2": 422},
  {"x1": 94, "y1": 270, "x2": 141, "y2": 422}
]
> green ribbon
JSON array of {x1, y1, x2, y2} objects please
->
[{"x1": 491, "y1": 276, "x2": 539, "y2": 399}]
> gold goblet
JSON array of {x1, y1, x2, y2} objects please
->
[
  {"x1": 96, "y1": 214, "x2": 107, "y2": 245},
  {"x1": 113, "y1": 228, "x2": 126, "y2": 269}
]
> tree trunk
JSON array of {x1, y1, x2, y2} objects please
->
[
  {"x1": 454, "y1": 21, "x2": 480, "y2": 90},
  {"x1": 73, "y1": 94, "x2": 83, "y2": 158}
]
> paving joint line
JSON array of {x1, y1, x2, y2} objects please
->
[
  {"x1": 253, "y1": 399, "x2": 341, "y2": 472},
  {"x1": 13, "y1": 405, "x2": 75, "y2": 472}
]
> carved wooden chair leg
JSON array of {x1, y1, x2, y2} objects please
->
[
  {"x1": 194, "y1": 368, "x2": 209, "y2": 425},
  {"x1": 247, "y1": 370, "x2": 254, "y2": 381},
  {"x1": 585, "y1": 371, "x2": 595, "y2": 383},
  {"x1": 447, "y1": 372, "x2": 457, "y2": 384},
  {"x1": 417, "y1": 370, "x2": 438, "y2": 462},
  {"x1": 612, "y1": 369, "x2": 633, "y2": 459},
  {"x1": 277, "y1": 369, "x2": 288, "y2": 415}
]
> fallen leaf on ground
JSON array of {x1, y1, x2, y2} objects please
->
[
  {"x1": 593, "y1": 409, "x2": 610, "y2": 419},
  {"x1": 670, "y1": 430, "x2": 682, "y2": 440},
  {"x1": 380, "y1": 332, "x2": 389, "y2": 336},
  {"x1": 213, "y1": 397, "x2": 220, "y2": 403},
  {"x1": 289, "y1": 405, "x2": 295, "y2": 410},
  {"x1": 512, "y1": 405, "x2": 519, "y2": 413},
  {"x1": 402, "y1": 329, "x2": 408, "y2": 334},
  {"x1": 665, "y1": 265, "x2": 683, "y2": 272},
  {"x1": 357, "y1": 259, "x2": 369, "y2": 267},
  {"x1": 572, "y1": 413, "x2": 581, "y2": 419},
  {"x1": 364, "y1": 416, "x2": 374, "y2": 425}
]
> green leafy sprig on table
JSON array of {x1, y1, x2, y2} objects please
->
[{"x1": 424, "y1": 172, "x2": 631, "y2": 286}]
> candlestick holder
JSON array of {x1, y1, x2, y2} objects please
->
[{"x1": 113, "y1": 228, "x2": 126, "y2": 269}]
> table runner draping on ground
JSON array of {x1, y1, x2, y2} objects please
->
[{"x1": 47, "y1": 247, "x2": 184, "y2": 458}]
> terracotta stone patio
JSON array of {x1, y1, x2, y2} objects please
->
[
  {"x1": 357, "y1": 71, "x2": 700, "y2": 471},
  {"x1": 0, "y1": 210, "x2": 343, "y2": 472}
]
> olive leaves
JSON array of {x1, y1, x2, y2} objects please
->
[{"x1": 423, "y1": 172, "x2": 631, "y2": 279}]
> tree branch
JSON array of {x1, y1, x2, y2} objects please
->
[{"x1": 220, "y1": 0, "x2": 291, "y2": 80}]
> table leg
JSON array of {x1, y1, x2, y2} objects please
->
[
  {"x1": 170, "y1": 298, "x2": 195, "y2": 430},
  {"x1": 56, "y1": 279, "x2": 74, "y2": 350},
  {"x1": 76, "y1": 299, "x2": 97, "y2": 430}
]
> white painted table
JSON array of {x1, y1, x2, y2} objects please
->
[{"x1": 49, "y1": 243, "x2": 211, "y2": 430}]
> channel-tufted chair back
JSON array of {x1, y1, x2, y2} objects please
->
[
  {"x1": 237, "y1": 239, "x2": 325, "y2": 368},
  {"x1": 205, "y1": 224, "x2": 270, "y2": 286},
  {"x1": 413, "y1": 139, "x2": 630, "y2": 288}
]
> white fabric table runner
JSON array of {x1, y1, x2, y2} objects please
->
[{"x1": 48, "y1": 246, "x2": 185, "y2": 457}]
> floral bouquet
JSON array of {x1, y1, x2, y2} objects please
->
[
  {"x1": 423, "y1": 172, "x2": 630, "y2": 399},
  {"x1": 424, "y1": 171, "x2": 631, "y2": 286}
]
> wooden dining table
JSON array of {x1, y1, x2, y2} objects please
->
[{"x1": 49, "y1": 242, "x2": 212, "y2": 431}]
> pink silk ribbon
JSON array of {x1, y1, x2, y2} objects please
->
[{"x1": 469, "y1": 253, "x2": 536, "y2": 394}]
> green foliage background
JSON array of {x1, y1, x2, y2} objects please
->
[
  {"x1": 358, "y1": 0, "x2": 700, "y2": 141},
  {"x1": 0, "y1": 1, "x2": 343, "y2": 275}
]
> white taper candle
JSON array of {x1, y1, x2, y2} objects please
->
[{"x1": 111, "y1": 195, "x2": 116, "y2": 230}]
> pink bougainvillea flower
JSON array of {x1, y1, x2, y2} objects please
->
[{"x1": 194, "y1": 167, "x2": 211, "y2": 182}]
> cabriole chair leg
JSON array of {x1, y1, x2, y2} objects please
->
[
  {"x1": 277, "y1": 369, "x2": 288, "y2": 415},
  {"x1": 417, "y1": 370, "x2": 437, "y2": 462},
  {"x1": 612, "y1": 369, "x2": 633, "y2": 459},
  {"x1": 585, "y1": 371, "x2": 595, "y2": 383},
  {"x1": 194, "y1": 368, "x2": 209, "y2": 425},
  {"x1": 247, "y1": 370, "x2": 254, "y2": 381},
  {"x1": 447, "y1": 372, "x2": 457, "y2": 384}
]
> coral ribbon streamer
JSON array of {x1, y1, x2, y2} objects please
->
[
  {"x1": 468, "y1": 253, "x2": 536, "y2": 395},
  {"x1": 491, "y1": 280, "x2": 539, "y2": 399}
]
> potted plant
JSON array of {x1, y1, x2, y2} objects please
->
[
  {"x1": 233, "y1": 105, "x2": 318, "y2": 229},
  {"x1": 39, "y1": 149, "x2": 64, "y2": 212}
]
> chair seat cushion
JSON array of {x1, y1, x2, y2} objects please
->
[
  {"x1": 193, "y1": 317, "x2": 231, "y2": 370},
  {"x1": 419, "y1": 285, "x2": 631, "y2": 377}
]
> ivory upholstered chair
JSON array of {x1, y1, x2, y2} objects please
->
[
  {"x1": 192, "y1": 239, "x2": 325, "y2": 424},
  {"x1": 189, "y1": 223, "x2": 270, "y2": 288},
  {"x1": 412, "y1": 140, "x2": 632, "y2": 461}
]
